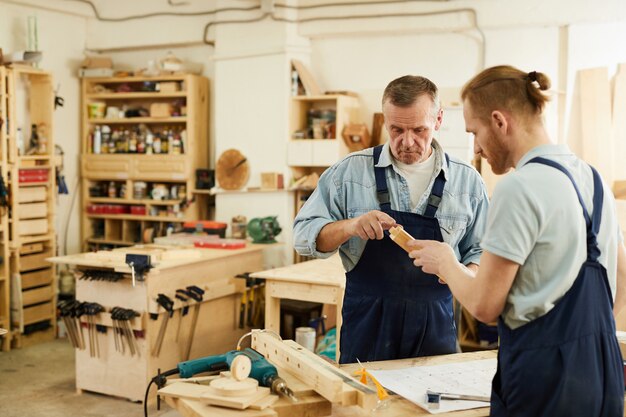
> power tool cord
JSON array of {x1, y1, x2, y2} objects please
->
[{"x1": 144, "y1": 368, "x2": 178, "y2": 417}]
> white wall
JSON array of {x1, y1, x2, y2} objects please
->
[
  {"x1": 3, "y1": 0, "x2": 626, "y2": 263},
  {"x1": 0, "y1": 1, "x2": 87, "y2": 256}
]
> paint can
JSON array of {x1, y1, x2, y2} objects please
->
[{"x1": 295, "y1": 327, "x2": 317, "y2": 352}]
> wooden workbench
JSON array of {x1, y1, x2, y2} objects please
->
[
  {"x1": 163, "y1": 350, "x2": 495, "y2": 417},
  {"x1": 48, "y1": 244, "x2": 267, "y2": 401},
  {"x1": 250, "y1": 254, "x2": 345, "y2": 360}
]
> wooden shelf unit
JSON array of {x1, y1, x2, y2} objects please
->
[
  {"x1": 287, "y1": 93, "x2": 360, "y2": 263},
  {"x1": 4, "y1": 66, "x2": 57, "y2": 349},
  {"x1": 80, "y1": 74, "x2": 209, "y2": 250}
]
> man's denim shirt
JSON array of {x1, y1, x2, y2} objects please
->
[{"x1": 293, "y1": 140, "x2": 489, "y2": 272}]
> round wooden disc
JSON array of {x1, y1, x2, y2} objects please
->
[
  {"x1": 209, "y1": 377, "x2": 258, "y2": 397},
  {"x1": 216, "y1": 149, "x2": 250, "y2": 190},
  {"x1": 230, "y1": 355, "x2": 252, "y2": 381}
]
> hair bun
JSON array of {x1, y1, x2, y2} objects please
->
[{"x1": 528, "y1": 71, "x2": 537, "y2": 82}]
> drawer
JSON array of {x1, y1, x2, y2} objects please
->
[
  {"x1": 22, "y1": 285, "x2": 54, "y2": 306},
  {"x1": 21, "y1": 268, "x2": 53, "y2": 289},
  {"x1": 82, "y1": 155, "x2": 131, "y2": 179},
  {"x1": 23, "y1": 302, "x2": 54, "y2": 325},
  {"x1": 133, "y1": 155, "x2": 187, "y2": 180},
  {"x1": 19, "y1": 219, "x2": 48, "y2": 236},
  {"x1": 17, "y1": 186, "x2": 47, "y2": 203},
  {"x1": 20, "y1": 250, "x2": 54, "y2": 272},
  {"x1": 18, "y1": 202, "x2": 48, "y2": 219}
]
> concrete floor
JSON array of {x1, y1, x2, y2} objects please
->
[{"x1": 0, "y1": 338, "x2": 180, "y2": 417}]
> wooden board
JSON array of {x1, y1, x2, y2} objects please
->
[
  {"x1": 612, "y1": 66, "x2": 626, "y2": 181},
  {"x1": 292, "y1": 60, "x2": 321, "y2": 96},
  {"x1": 579, "y1": 67, "x2": 613, "y2": 184},
  {"x1": 251, "y1": 332, "x2": 377, "y2": 409}
]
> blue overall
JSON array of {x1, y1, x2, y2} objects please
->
[
  {"x1": 339, "y1": 145, "x2": 457, "y2": 364},
  {"x1": 490, "y1": 157, "x2": 624, "y2": 417}
]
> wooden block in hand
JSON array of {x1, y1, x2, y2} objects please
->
[{"x1": 389, "y1": 226, "x2": 418, "y2": 253}]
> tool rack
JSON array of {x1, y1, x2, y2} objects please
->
[{"x1": 48, "y1": 244, "x2": 265, "y2": 401}]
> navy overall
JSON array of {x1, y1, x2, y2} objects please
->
[
  {"x1": 490, "y1": 157, "x2": 624, "y2": 417},
  {"x1": 339, "y1": 145, "x2": 457, "y2": 364}
]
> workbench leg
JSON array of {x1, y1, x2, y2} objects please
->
[{"x1": 265, "y1": 282, "x2": 281, "y2": 335}]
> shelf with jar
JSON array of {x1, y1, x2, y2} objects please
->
[{"x1": 80, "y1": 74, "x2": 209, "y2": 250}]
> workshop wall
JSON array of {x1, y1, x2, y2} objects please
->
[
  {"x1": 0, "y1": 1, "x2": 87, "y2": 256},
  {"x1": 2, "y1": 0, "x2": 626, "y2": 262}
]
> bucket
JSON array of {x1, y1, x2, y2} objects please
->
[{"x1": 295, "y1": 327, "x2": 316, "y2": 352}]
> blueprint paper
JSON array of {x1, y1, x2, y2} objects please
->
[{"x1": 369, "y1": 358, "x2": 496, "y2": 414}]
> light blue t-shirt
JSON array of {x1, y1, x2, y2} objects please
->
[
  {"x1": 481, "y1": 144, "x2": 623, "y2": 329},
  {"x1": 293, "y1": 140, "x2": 489, "y2": 272}
]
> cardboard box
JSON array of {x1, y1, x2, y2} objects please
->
[
  {"x1": 81, "y1": 56, "x2": 113, "y2": 69},
  {"x1": 158, "y1": 82, "x2": 180, "y2": 93},
  {"x1": 150, "y1": 103, "x2": 171, "y2": 118},
  {"x1": 261, "y1": 172, "x2": 284, "y2": 190}
]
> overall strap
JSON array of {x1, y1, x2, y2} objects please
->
[
  {"x1": 423, "y1": 153, "x2": 449, "y2": 218},
  {"x1": 527, "y1": 157, "x2": 602, "y2": 262},
  {"x1": 373, "y1": 145, "x2": 391, "y2": 210}
]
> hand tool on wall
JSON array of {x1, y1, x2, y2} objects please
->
[
  {"x1": 83, "y1": 302, "x2": 105, "y2": 358},
  {"x1": 151, "y1": 294, "x2": 174, "y2": 357},
  {"x1": 182, "y1": 285, "x2": 204, "y2": 361},
  {"x1": 174, "y1": 289, "x2": 190, "y2": 342},
  {"x1": 111, "y1": 306, "x2": 140, "y2": 356},
  {"x1": 58, "y1": 299, "x2": 82, "y2": 349}
]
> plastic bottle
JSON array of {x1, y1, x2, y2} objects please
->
[
  {"x1": 16, "y1": 127, "x2": 25, "y2": 156},
  {"x1": 93, "y1": 126, "x2": 102, "y2": 154}
]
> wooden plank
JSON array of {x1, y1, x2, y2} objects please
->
[
  {"x1": 579, "y1": 67, "x2": 613, "y2": 184},
  {"x1": 282, "y1": 340, "x2": 377, "y2": 410},
  {"x1": 250, "y1": 254, "x2": 344, "y2": 287},
  {"x1": 613, "y1": 66, "x2": 626, "y2": 180},
  {"x1": 252, "y1": 332, "x2": 344, "y2": 403},
  {"x1": 267, "y1": 281, "x2": 341, "y2": 305},
  {"x1": 291, "y1": 60, "x2": 321, "y2": 96}
]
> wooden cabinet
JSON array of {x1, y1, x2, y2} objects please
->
[
  {"x1": 80, "y1": 74, "x2": 209, "y2": 250},
  {"x1": 3, "y1": 65, "x2": 57, "y2": 349}
]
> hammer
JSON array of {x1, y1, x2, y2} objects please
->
[{"x1": 426, "y1": 389, "x2": 490, "y2": 409}]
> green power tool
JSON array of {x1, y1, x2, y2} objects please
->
[
  {"x1": 247, "y1": 216, "x2": 282, "y2": 243},
  {"x1": 177, "y1": 347, "x2": 297, "y2": 401}
]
